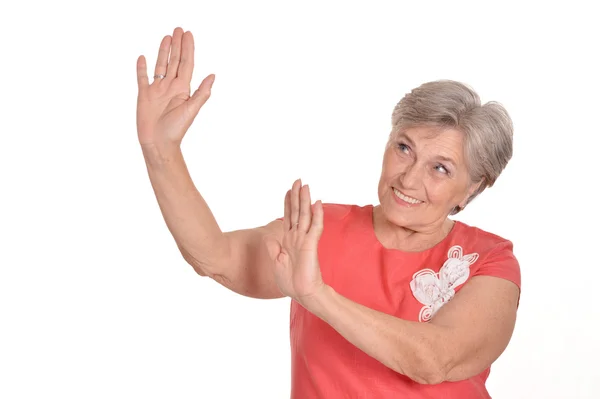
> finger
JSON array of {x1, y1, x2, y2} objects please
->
[
  {"x1": 283, "y1": 189, "x2": 292, "y2": 231},
  {"x1": 298, "y1": 184, "x2": 312, "y2": 232},
  {"x1": 178, "y1": 30, "x2": 194, "y2": 85},
  {"x1": 137, "y1": 55, "x2": 149, "y2": 91},
  {"x1": 153, "y1": 35, "x2": 171, "y2": 81},
  {"x1": 307, "y1": 200, "x2": 324, "y2": 240},
  {"x1": 166, "y1": 27, "x2": 184, "y2": 80},
  {"x1": 188, "y1": 74, "x2": 215, "y2": 115},
  {"x1": 290, "y1": 179, "x2": 301, "y2": 228}
]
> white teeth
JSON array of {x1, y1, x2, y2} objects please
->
[{"x1": 393, "y1": 188, "x2": 422, "y2": 204}]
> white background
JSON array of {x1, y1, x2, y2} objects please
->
[{"x1": 1, "y1": 0, "x2": 599, "y2": 398}]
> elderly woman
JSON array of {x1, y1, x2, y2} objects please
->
[{"x1": 136, "y1": 27, "x2": 521, "y2": 398}]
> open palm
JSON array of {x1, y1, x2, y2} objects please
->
[
  {"x1": 266, "y1": 180, "x2": 326, "y2": 303},
  {"x1": 136, "y1": 27, "x2": 215, "y2": 150}
]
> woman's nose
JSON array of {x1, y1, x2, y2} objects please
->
[{"x1": 399, "y1": 163, "x2": 423, "y2": 189}]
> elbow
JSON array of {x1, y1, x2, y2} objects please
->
[
  {"x1": 404, "y1": 359, "x2": 446, "y2": 385},
  {"x1": 177, "y1": 235, "x2": 232, "y2": 278},
  {"x1": 392, "y1": 340, "x2": 450, "y2": 385},
  {"x1": 185, "y1": 256, "x2": 225, "y2": 281},
  {"x1": 412, "y1": 369, "x2": 446, "y2": 385},
  {"x1": 178, "y1": 244, "x2": 222, "y2": 278},
  {"x1": 190, "y1": 264, "x2": 209, "y2": 277},
  {"x1": 180, "y1": 250, "x2": 209, "y2": 277}
]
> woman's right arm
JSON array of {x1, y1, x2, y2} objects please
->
[{"x1": 137, "y1": 27, "x2": 284, "y2": 299}]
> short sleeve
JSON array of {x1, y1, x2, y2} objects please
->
[{"x1": 472, "y1": 240, "x2": 521, "y2": 292}]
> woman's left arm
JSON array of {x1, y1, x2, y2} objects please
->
[
  {"x1": 303, "y1": 275, "x2": 519, "y2": 384},
  {"x1": 264, "y1": 180, "x2": 520, "y2": 385}
]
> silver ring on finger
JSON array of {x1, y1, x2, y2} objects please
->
[{"x1": 153, "y1": 74, "x2": 166, "y2": 79}]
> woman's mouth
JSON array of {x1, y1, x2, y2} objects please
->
[{"x1": 393, "y1": 188, "x2": 423, "y2": 205}]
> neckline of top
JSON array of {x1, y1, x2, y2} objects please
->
[{"x1": 361, "y1": 204, "x2": 464, "y2": 257}]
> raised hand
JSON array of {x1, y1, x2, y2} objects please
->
[
  {"x1": 136, "y1": 27, "x2": 215, "y2": 150},
  {"x1": 265, "y1": 179, "x2": 326, "y2": 304}
]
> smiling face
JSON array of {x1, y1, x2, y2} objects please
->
[{"x1": 378, "y1": 125, "x2": 480, "y2": 232}]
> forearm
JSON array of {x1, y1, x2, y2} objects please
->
[
  {"x1": 303, "y1": 285, "x2": 447, "y2": 384},
  {"x1": 141, "y1": 144, "x2": 229, "y2": 274}
]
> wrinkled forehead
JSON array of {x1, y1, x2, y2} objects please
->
[
  {"x1": 391, "y1": 123, "x2": 458, "y2": 139},
  {"x1": 391, "y1": 125, "x2": 466, "y2": 149}
]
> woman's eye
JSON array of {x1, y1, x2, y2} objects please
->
[
  {"x1": 435, "y1": 164, "x2": 449, "y2": 174},
  {"x1": 398, "y1": 143, "x2": 409, "y2": 153}
]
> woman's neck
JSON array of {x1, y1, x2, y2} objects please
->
[{"x1": 372, "y1": 205, "x2": 455, "y2": 252}]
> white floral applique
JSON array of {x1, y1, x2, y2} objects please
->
[{"x1": 409, "y1": 245, "x2": 479, "y2": 322}]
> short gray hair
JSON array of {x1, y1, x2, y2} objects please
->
[{"x1": 389, "y1": 80, "x2": 513, "y2": 214}]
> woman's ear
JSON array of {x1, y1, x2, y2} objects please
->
[{"x1": 460, "y1": 179, "x2": 484, "y2": 208}]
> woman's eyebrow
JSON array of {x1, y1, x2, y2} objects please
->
[
  {"x1": 436, "y1": 155, "x2": 457, "y2": 167},
  {"x1": 397, "y1": 132, "x2": 457, "y2": 167},
  {"x1": 397, "y1": 133, "x2": 415, "y2": 146}
]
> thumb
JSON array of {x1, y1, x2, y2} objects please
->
[
  {"x1": 189, "y1": 74, "x2": 215, "y2": 114},
  {"x1": 307, "y1": 200, "x2": 324, "y2": 240},
  {"x1": 136, "y1": 55, "x2": 149, "y2": 91},
  {"x1": 264, "y1": 235, "x2": 283, "y2": 264}
]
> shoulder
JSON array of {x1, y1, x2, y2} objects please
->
[
  {"x1": 321, "y1": 203, "x2": 370, "y2": 222},
  {"x1": 453, "y1": 221, "x2": 516, "y2": 259},
  {"x1": 318, "y1": 203, "x2": 373, "y2": 239},
  {"x1": 321, "y1": 202, "x2": 379, "y2": 228},
  {"x1": 452, "y1": 221, "x2": 521, "y2": 290}
]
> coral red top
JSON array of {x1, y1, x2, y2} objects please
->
[{"x1": 285, "y1": 204, "x2": 521, "y2": 398}]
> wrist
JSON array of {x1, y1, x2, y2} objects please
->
[
  {"x1": 298, "y1": 284, "x2": 335, "y2": 316},
  {"x1": 140, "y1": 142, "x2": 182, "y2": 167}
]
